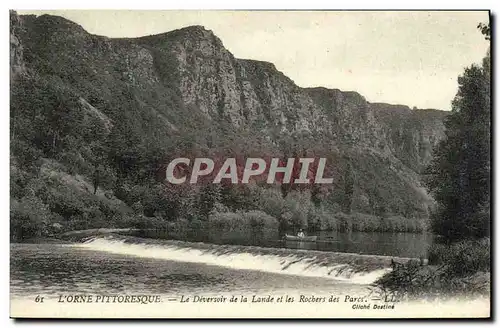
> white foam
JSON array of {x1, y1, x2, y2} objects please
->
[{"x1": 75, "y1": 237, "x2": 390, "y2": 284}]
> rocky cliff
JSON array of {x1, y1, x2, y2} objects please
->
[{"x1": 10, "y1": 12, "x2": 448, "y2": 221}]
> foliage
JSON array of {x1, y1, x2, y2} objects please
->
[
  {"x1": 425, "y1": 41, "x2": 490, "y2": 241},
  {"x1": 477, "y1": 22, "x2": 490, "y2": 40},
  {"x1": 373, "y1": 238, "x2": 490, "y2": 300},
  {"x1": 10, "y1": 195, "x2": 51, "y2": 240},
  {"x1": 208, "y1": 210, "x2": 277, "y2": 231},
  {"x1": 427, "y1": 238, "x2": 490, "y2": 276}
]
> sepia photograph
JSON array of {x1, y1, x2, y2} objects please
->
[{"x1": 9, "y1": 9, "x2": 491, "y2": 319}]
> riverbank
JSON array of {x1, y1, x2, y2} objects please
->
[
  {"x1": 372, "y1": 238, "x2": 491, "y2": 300},
  {"x1": 12, "y1": 228, "x2": 140, "y2": 244}
]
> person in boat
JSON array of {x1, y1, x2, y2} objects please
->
[{"x1": 297, "y1": 229, "x2": 305, "y2": 238}]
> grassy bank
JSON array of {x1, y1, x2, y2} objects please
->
[
  {"x1": 120, "y1": 210, "x2": 425, "y2": 240},
  {"x1": 372, "y1": 238, "x2": 490, "y2": 300},
  {"x1": 11, "y1": 209, "x2": 426, "y2": 243},
  {"x1": 10, "y1": 161, "x2": 426, "y2": 243},
  {"x1": 317, "y1": 212, "x2": 425, "y2": 233},
  {"x1": 11, "y1": 156, "x2": 426, "y2": 242}
]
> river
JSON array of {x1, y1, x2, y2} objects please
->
[
  {"x1": 135, "y1": 228, "x2": 433, "y2": 258},
  {"x1": 10, "y1": 230, "x2": 489, "y2": 318}
]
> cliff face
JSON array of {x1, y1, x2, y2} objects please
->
[
  {"x1": 10, "y1": 12, "x2": 26, "y2": 79},
  {"x1": 10, "y1": 12, "x2": 448, "y2": 220},
  {"x1": 138, "y1": 26, "x2": 446, "y2": 169}
]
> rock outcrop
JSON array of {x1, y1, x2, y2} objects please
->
[{"x1": 10, "y1": 12, "x2": 449, "y2": 220}]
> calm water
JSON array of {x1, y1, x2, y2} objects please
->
[
  {"x1": 306, "y1": 231, "x2": 431, "y2": 258},
  {"x1": 135, "y1": 229, "x2": 433, "y2": 258}
]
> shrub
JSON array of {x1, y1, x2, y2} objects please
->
[
  {"x1": 209, "y1": 210, "x2": 278, "y2": 232},
  {"x1": 306, "y1": 206, "x2": 325, "y2": 231},
  {"x1": 208, "y1": 211, "x2": 247, "y2": 231},
  {"x1": 427, "y1": 243, "x2": 447, "y2": 265},
  {"x1": 373, "y1": 238, "x2": 491, "y2": 300},
  {"x1": 428, "y1": 238, "x2": 490, "y2": 276},
  {"x1": 10, "y1": 195, "x2": 51, "y2": 240},
  {"x1": 256, "y1": 187, "x2": 284, "y2": 219},
  {"x1": 241, "y1": 210, "x2": 278, "y2": 229},
  {"x1": 11, "y1": 140, "x2": 43, "y2": 173},
  {"x1": 320, "y1": 212, "x2": 425, "y2": 233},
  {"x1": 58, "y1": 150, "x2": 90, "y2": 175},
  {"x1": 283, "y1": 190, "x2": 312, "y2": 228}
]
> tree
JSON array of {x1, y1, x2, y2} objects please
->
[
  {"x1": 198, "y1": 184, "x2": 222, "y2": 220},
  {"x1": 477, "y1": 22, "x2": 490, "y2": 40},
  {"x1": 425, "y1": 28, "x2": 490, "y2": 240},
  {"x1": 92, "y1": 164, "x2": 116, "y2": 194}
]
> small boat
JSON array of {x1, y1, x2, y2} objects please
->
[{"x1": 284, "y1": 234, "x2": 318, "y2": 242}]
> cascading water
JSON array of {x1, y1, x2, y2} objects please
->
[{"x1": 74, "y1": 235, "x2": 412, "y2": 284}]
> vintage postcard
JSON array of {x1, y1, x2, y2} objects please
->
[{"x1": 9, "y1": 10, "x2": 491, "y2": 318}]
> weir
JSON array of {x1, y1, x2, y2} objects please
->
[{"x1": 74, "y1": 234, "x2": 417, "y2": 284}]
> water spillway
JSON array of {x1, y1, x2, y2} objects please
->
[{"x1": 75, "y1": 234, "x2": 414, "y2": 284}]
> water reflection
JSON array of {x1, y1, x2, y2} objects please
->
[{"x1": 133, "y1": 228, "x2": 432, "y2": 258}]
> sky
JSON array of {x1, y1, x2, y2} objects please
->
[{"x1": 18, "y1": 10, "x2": 490, "y2": 110}]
